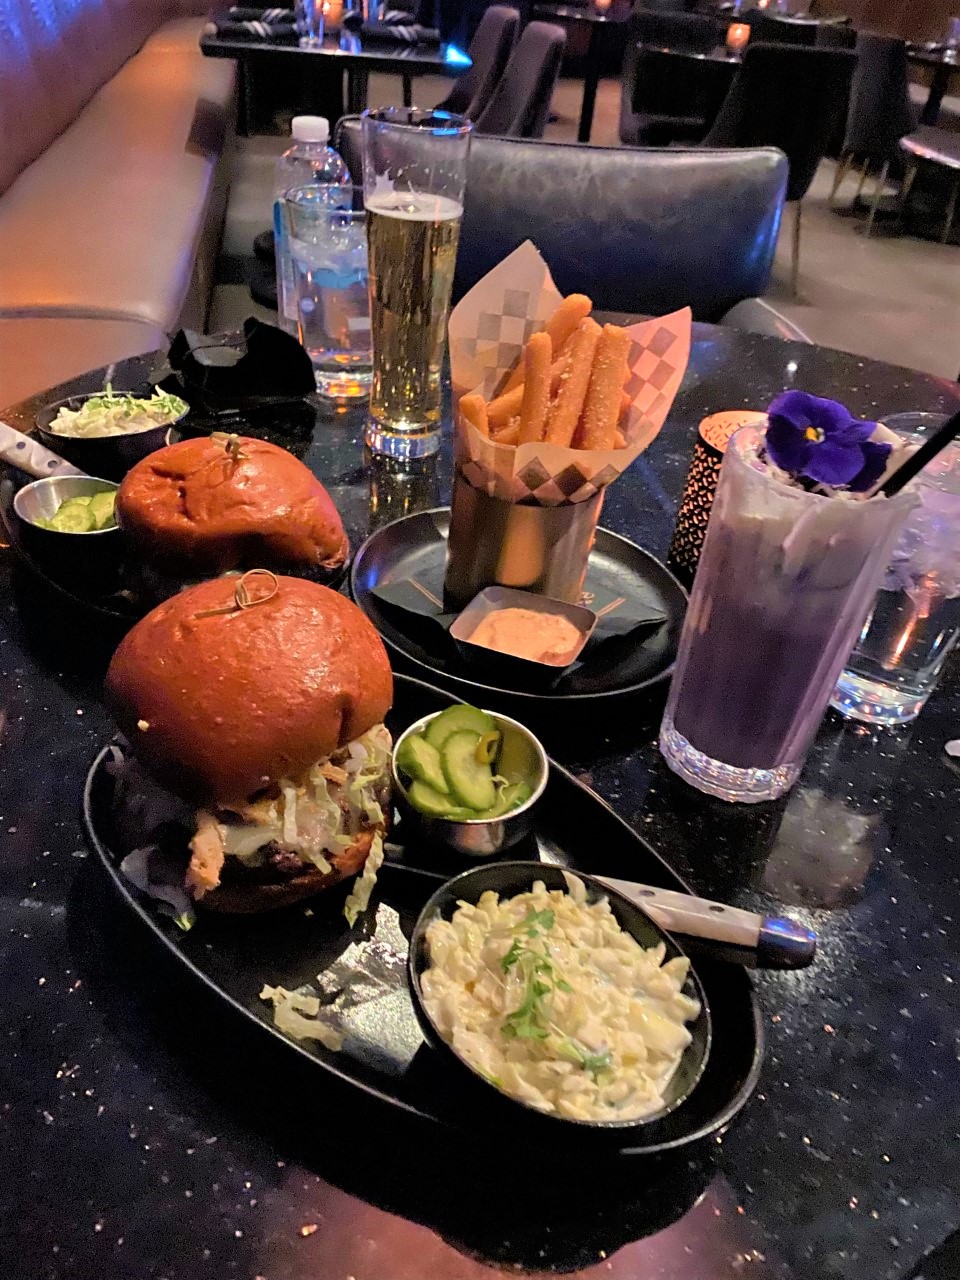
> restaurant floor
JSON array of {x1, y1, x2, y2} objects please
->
[{"x1": 210, "y1": 73, "x2": 960, "y2": 381}]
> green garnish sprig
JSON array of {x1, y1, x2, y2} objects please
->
[
  {"x1": 500, "y1": 908, "x2": 569, "y2": 1041},
  {"x1": 498, "y1": 905, "x2": 612, "y2": 1083}
]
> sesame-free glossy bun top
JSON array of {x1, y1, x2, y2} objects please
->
[
  {"x1": 105, "y1": 575, "x2": 392, "y2": 807},
  {"x1": 116, "y1": 436, "x2": 348, "y2": 575}
]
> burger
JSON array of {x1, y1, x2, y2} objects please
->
[
  {"x1": 104, "y1": 574, "x2": 393, "y2": 918},
  {"x1": 116, "y1": 434, "x2": 348, "y2": 596}
]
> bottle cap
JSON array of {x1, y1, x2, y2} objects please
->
[{"x1": 291, "y1": 116, "x2": 330, "y2": 143}]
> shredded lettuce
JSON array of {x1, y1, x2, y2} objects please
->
[
  {"x1": 259, "y1": 985, "x2": 343, "y2": 1049},
  {"x1": 343, "y1": 830, "x2": 385, "y2": 928}
]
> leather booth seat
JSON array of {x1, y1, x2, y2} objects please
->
[{"x1": 0, "y1": 2, "x2": 235, "y2": 409}]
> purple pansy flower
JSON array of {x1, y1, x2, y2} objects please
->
[{"x1": 765, "y1": 391, "x2": 891, "y2": 493}]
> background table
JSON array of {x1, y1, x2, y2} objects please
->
[
  {"x1": 532, "y1": 1, "x2": 631, "y2": 141},
  {"x1": 1, "y1": 325, "x2": 959, "y2": 1279},
  {"x1": 907, "y1": 46, "x2": 960, "y2": 126},
  {"x1": 201, "y1": 25, "x2": 467, "y2": 132}
]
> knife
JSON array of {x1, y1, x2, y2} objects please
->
[{"x1": 381, "y1": 857, "x2": 817, "y2": 969}]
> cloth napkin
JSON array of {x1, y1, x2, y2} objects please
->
[
  {"x1": 369, "y1": 577, "x2": 668, "y2": 666},
  {"x1": 205, "y1": 17, "x2": 298, "y2": 40},
  {"x1": 355, "y1": 21, "x2": 439, "y2": 44}
]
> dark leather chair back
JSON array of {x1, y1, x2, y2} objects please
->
[
  {"x1": 816, "y1": 23, "x2": 856, "y2": 49},
  {"x1": 843, "y1": 32, "x2": 916, "y2": 163},
  {"x1": 436, "y1": 6, "x2": 520, "y2": 119},
  {"x1": 335, "y1": 120, "x2": 787, "y2": 319},
  {"x1": 475, "y1": 21, "x2": 566, "y2": 138},
  {"x1": 704, "y1": 43, "x2": 855, "y2": 201}
]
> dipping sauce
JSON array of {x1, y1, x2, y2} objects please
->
[{"x1": 468, "y1": 607, "x2": 584, "y2": 666}]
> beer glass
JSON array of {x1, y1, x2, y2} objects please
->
[{"x1": 361, "y1": 107, "x2": 472, "y2": 459}]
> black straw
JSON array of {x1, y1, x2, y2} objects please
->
[{"x1": 879, "y1": 405, "x2": 960, "y2": 497}]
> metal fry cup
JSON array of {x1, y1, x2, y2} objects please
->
[{"x1": 444, "y1": 469, "x2": 603, "y2": 609}]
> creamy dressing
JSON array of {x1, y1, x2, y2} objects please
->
[{"x1": 468, "y1": 607, "x2": 584, "y2": 666}]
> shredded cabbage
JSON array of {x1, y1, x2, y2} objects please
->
[
  {"x1": 259, "y1": 985, "x2": 343, "y2": 1050},
  {"x1": 343, "y1": 830, "x2": 385, "y2": 927},
  {"x1": 216, "y1": 724, "x2": 391, "y2": 873},
  {"x1": 50, "y1": 385, "x2": 187, "y2": 438}
]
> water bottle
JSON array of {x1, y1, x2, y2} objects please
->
[{"x1": 273, "y1": 116, "x2": 351, "y2": 333}]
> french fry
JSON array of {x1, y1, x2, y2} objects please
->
[
  {"x1": 460, "y1": 392, "x2": 489, "y2": 437},
  {"x1": 573, "y1": 325, "x2": 631, "y2": 450},
  {"x1": 620, "y1": 389, "x2": 631, "y2": 418},
  {"x1": 492, "y1": 418, "x2": 520, "y2": 447},
  {"x1": 544, "y1": 318, "x2": 601, "y2": 447},
  {"x1": 614, "y1": 428, "x2": 627, "y2": 450},
  {"x1": 518, "y1": 331, "x2": 552, "y2": 445},
  {"x1": 500, "y1": 294, "x2": 593, "y2": 394},
  {"x1": 487, "y1": 354, "x2": 571, "y2": 426}
]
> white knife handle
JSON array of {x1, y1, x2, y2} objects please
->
[
  {"x1": 596, "y1": 875, "x2": 816, "y2": 968},
  {"x1": 0, "y1": 420, "x2": 86, "y2": 479},
  {"x1": 598, "y1": 877, "x2": 761, "y2": 945}
]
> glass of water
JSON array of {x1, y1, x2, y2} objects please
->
[
  {"x1": 283, "y1": 185, "x2": 372, "y2": 399},
  {"x1": 832, "y1": 414, "x2": 960, "y2": 726},
  {"x1": 296, "y1": 0, "x2": 325, "y2": 45}
]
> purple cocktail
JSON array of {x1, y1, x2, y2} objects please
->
[{"x1": 660, "y1": 423, "x2": 917, "y2": 802}]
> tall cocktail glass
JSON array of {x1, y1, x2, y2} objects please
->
[
  {"x1": 361, "y1": 107, "x2": 472, "y2": 459},
  {"x1": 659, "y1": 424, "x2": 917, "y2": 803}
]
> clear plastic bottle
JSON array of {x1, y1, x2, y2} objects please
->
[{"x1": 273, "y1": 116, "x2": 351, "y2": 332}]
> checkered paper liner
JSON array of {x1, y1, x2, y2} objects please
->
[{"x1": 449, "y1": 242, "x2": 691, "y2": 506}]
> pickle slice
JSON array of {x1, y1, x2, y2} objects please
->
[
  {"x1": 474, "y1": 781, "x2": 534, "y2": 820},
  {"x1": 49, "y1": 501, "x2": 95, "y2": 533},
  {"x1": 424, "y1": 704, "x2": 497, "y2": 752},
  {"x1": 88, "y1": 491, "x2": 117, "y2": 529},
  {"x1": 441, "y1": 730, "x2": 497, "y2": 811},
  {"x1": 395, "y1": 734, "x2": 449, "y2": 794},
  {"x1": 406, "y1": 780, "x2": 474, "y2": 820}
]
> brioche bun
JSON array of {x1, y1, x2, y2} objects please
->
[
  {"x1": 116, "y1": 436, "x2": 348, "y2": 577},
  {"x1": 105, "y1": 575, "x2": 392, "y2": 809}
]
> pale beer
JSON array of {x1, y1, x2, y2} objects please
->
[{"x1": 366, "y1": 191, "x2": 462, "y2": 434}]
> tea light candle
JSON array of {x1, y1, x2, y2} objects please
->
[
  {"x1": 594, "y1": 0, "x2": 612, "y2": 12},
  {"x1": 726, "y1": 22, "x2": 750, "y2": 51}
]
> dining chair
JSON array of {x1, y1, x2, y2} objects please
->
[
  {"x1": 434, "y1": 6, "x2": 520, "y2": 120},
  {"x1": 831, "y1": 33, "x2": 917, "y2": 237},
  {"x1": 474, "y1": 20, "x2": 566, "y2": 138},
  {"x1": 335, "y1": 119, "x2": 800, "y2": 330},
  {"x1": 703, "y1": 42, "x2": 856, "y2": 295},
  {"x1": 620, "y1": 45, "x2": 736, "y2": 146},
  {"x1": 618, "y1": 9, "x2": 728, "y2": 145}
]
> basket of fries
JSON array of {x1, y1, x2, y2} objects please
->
[{"x1": 445, "y1": 243, "x2": 690, "y2": 607}]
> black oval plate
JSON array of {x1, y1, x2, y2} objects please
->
[
  {"x1": 83, "y1": 673, "x2": 762, "y2": 1159},
  {"x1": 350, "y1": 509, "x2": 687, "y2": 708}
]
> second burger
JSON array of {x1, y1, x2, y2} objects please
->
[{"x1": 116, "y1": 434, "x2": 349, "y2": 597}]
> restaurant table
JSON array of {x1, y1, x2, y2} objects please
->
[
  {"x1": 1, "y1": 324, "x2": 959, "y2": 1280},
  {"x1": 907, "y1": 46, "x2": 960, "y2": 127},
  {"x1": 200, "y1": 22, "x2": 467, "y2": 133},
  {"x1": 532, "y1": 1, "x2": 631, "y2": 142}
]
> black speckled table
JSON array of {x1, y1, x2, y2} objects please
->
[{"x1": 1, "y1": 325, "x2": 958, "y2": 1280}]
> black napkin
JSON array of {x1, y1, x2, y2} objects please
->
[
  {"x1": 207, "y1": 17, "x2": 297, "y2": 39},
  {"x1": 229, "y1": 5, "x2": 294, "y2": 18},
  {"x1": 354, "y1": 20, "x2": 440, "y2": 43},
  {"x1": 370, "y1": 578, "x2": 668, "y2": 666},
  {"x1": 166, "y1": 319, "x2": 316, "y2": 409}
]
